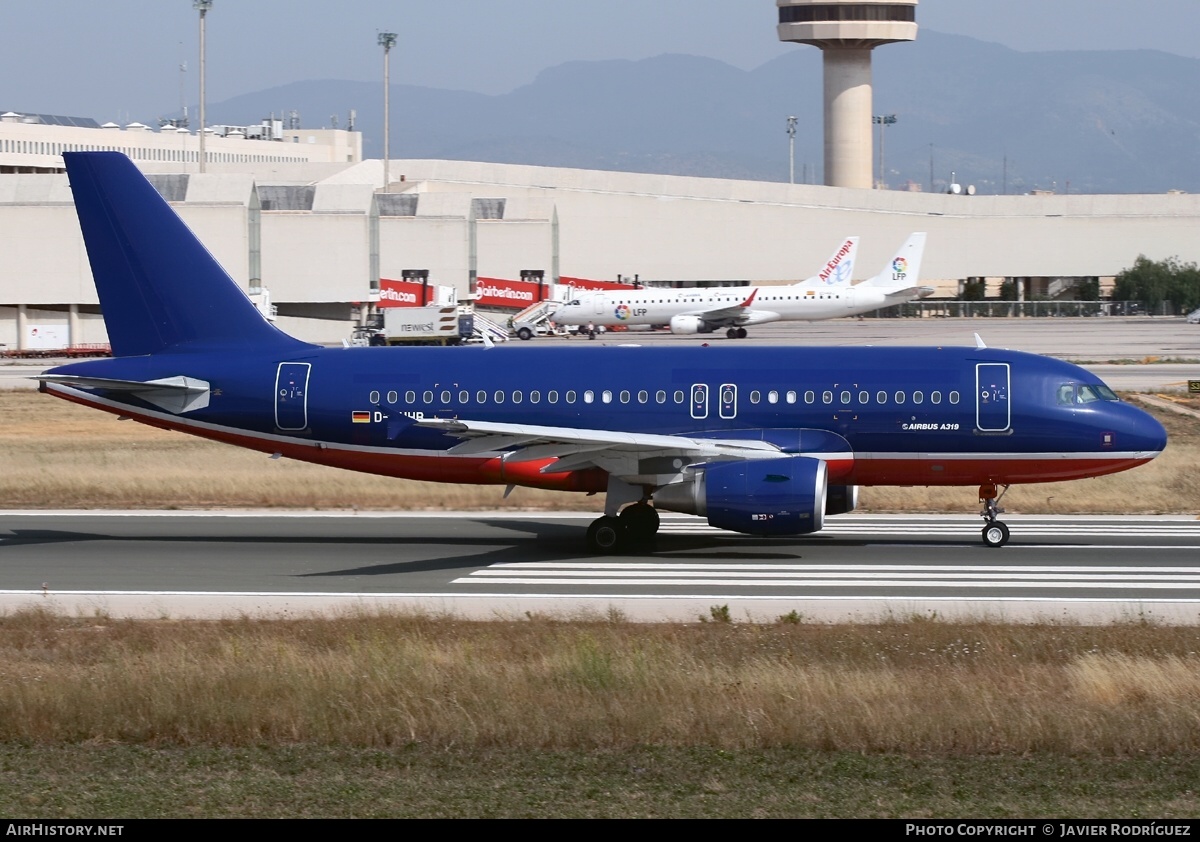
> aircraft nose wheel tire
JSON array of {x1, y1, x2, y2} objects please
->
[
  {"x1": 982, "y1": 522, "x2": 1010, "y2": 548},
  {"x1": 587, "y1": 516, "x2": 626, "y2": 554}
]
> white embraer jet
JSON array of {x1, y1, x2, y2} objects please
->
[{"x1": 553, "y1": 233, "x2": 929, "y2": 339}]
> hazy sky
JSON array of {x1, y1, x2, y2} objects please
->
[{"x1": 3, "y1": 1, "x2": 1199, "y2": 123}]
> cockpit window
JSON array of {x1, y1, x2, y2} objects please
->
[{"x1": 1058, "y1": 383, "x2": 1120, "y2": 405}]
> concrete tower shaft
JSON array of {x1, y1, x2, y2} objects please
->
[{"x1": 777, "y1": 1, "x2": 918, "y2": 189}]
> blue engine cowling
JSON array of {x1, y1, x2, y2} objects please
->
[{"x1": 703, "y1": 456, "x2": 827, "y2": 536}]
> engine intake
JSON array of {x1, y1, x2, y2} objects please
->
[{"x1": 669, "y1": 315, "x2": 709, "y2": 335}]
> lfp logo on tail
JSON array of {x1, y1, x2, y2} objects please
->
[
  {"x1": 817, "y1": 239, "x2": 856, "y2": 286},
  {"x1": 892, "y1": 257, "x2": 908, "y2": 282}
]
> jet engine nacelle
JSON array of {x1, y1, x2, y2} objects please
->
[
  {"x1": 669, "y1": 315, "x2": 709, "y2": 335},
  {"x1": 825, "y1": 484, "x2": 858, "y2": 516},
  {"x1": 654, "y1": 456, "x2": 827, "y2": 536}
]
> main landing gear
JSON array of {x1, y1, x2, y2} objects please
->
[
  {"x1": 725, "y1": 327, "x2": 748, "y2": 339},
  {"x1": 586, "y1": 502, "x2": 660, "y2": 553},
  {"x1": 979, "y1": 483, "x2": 1011, "y2": 548}
]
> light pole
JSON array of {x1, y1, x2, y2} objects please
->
[
  {"x1": 194, "y1": 1, "x2": 212, "y2": 173},
  {"x1": 378, "y1": 31, "x2": 397, "y2": 192},
  {"x1": 872, "y1": 114, "x2": 896, "y2": 189},
  {"x1": 786, "y1": 116, "x2": 797, "y2": 184}
]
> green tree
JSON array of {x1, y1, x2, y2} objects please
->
[
  {"x1": 1112, "y1": 256, "x2": 1200, "y2": 312},
  {"x1": 959, "y1": 279, "x2": 986, "y2": 301}
]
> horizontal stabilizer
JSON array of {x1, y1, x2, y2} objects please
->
[{"x1": 37, "y1": 374, "x2": 211, "y2": 414}]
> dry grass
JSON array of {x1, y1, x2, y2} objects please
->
[
  {"x1": 4, "y1": 608, "x2": 1200, "y2": 755},
  {"x1": 1, "y1": 390, "x2": 1196, "y2": 514}
]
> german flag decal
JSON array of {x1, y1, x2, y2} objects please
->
[{"x1": 351, "y1": 411, "x2": 371, "y2": 424}]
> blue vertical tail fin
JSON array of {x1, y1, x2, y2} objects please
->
[{"x1": 64, "y1": 151, "x2": 313, "y2": 357}]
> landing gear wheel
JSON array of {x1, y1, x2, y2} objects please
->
[
  {"x1": 982, "y1": 521, "x2": 1010, "y2": 548},
  {"x1": 586, "y1": 516, "x2": 626, "y2": 554},
  {"x1": 735, "y1": 328, "x2": 747, "y2": 339},
  {"x1": 619, "y1": 503, "x2": 660, "y2": 543},
  {"x1": 726, "y1": 327, "x2": 738, "y2": 339}
]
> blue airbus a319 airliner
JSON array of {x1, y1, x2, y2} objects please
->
[{"x1": 39, "y1": 153, "x2": 1166, "y2": 552}]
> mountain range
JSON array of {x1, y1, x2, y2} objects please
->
[{"x1": 193, "y1": 30, "x2": 1200, "y2": 195}]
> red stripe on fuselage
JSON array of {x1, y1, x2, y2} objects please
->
[
  {"x1": 43, "y1": 386, "x2": 1152, "y2": 492},
  {"x1": 45, "y1": 387, "x2": 607, "y2": 493}
]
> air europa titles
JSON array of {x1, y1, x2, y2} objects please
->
[{"x1": 817, "y1": 239, "x2": 855, "y2": 284}]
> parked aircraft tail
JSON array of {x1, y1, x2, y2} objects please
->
[
  {"x1": 794, "y1": 236, "x2": 858, "y2": 289},
  {"x1": 63, "y1": 151, "x2": 312, "y2": 357},
  {"x1": 863, "y1": 232, "x2": 928, "y2": 296}
]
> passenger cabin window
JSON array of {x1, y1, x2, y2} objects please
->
[
  {"x1": 458, "y1": 390, "x2": 469, "y2": 403},
  {"x1": 548, "y1": 390, "x2": 559, "y2": 403},
  {"x1": 476, "y1": 390, "x2": 487, "y2": 403},
  {"x1": 913, "y1": 391, "x2": 924, "y2": 404},
  {"x1": 387, "y1": 391, "x2": 398, "y2": 404},
  {"x1": 423, "y1": 390, "x2": 434, "y2": 404},
  {"x1": 406, "y1": 391, "x2": 416, "y2": 404},
  {"x1": 369, "y1": 390, "x2": 380, "y2": 404}
]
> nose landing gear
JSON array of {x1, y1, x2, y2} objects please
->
[{"x1": 979, "y1": 483, "x2": 1011, "y2": 547}]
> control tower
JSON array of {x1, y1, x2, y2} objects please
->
[{"x1": 777, "y1": 1, "x2": 918, "y2": 189}]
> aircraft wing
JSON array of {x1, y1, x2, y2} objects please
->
[
  {"x1": 680, "y1": 289, "x2": 759, "y2": 325},
  {"x1": 416, "y1": 416, "x2": 782, "y2": 477}
]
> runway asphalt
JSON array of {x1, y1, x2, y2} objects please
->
[{"x1": 2, "y1": 512, "x2": 1199, "y2": 624}]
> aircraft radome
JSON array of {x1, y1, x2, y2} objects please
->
[{"x1": 39, "y1": 152, "x2": 1166, "y2": 552}]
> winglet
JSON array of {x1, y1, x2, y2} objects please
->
[{"x1": 739, "y1": 288, "x2": 759, "y2": 308}]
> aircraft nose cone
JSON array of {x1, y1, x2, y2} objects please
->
[{"x1": 1117, "y1": 402, "x2": 1168, "y2": 456}]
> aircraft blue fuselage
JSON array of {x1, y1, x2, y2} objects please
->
[{"x1": 46, "y1": 341, "x2": 1165, "y2": 492}]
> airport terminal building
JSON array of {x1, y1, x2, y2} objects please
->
[{"x1": 2, "y1": 114, "x2": 1199, "y2": 348}]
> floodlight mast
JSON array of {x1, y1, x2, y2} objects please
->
[
  {"x1": 378, "y1": 31, "x2": 398, "y2": 192},
  {"x1": 787, "y1": 116, "x2": 797, "y2": 184},
  {"x1": 194, "y1": 0, "x2": 212, "y2": 174}
]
